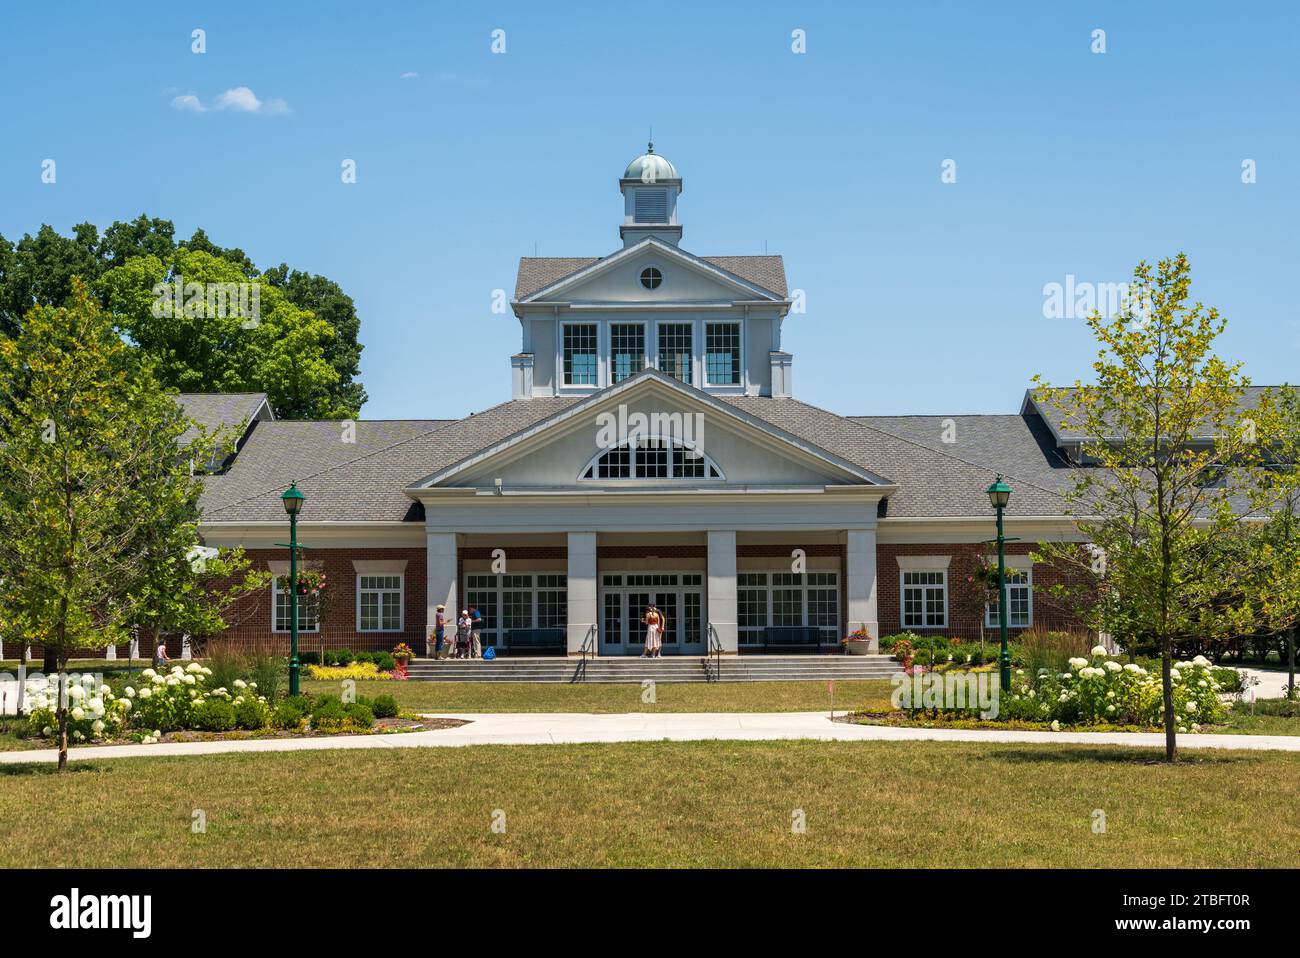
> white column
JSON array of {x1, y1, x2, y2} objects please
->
[
  {"x1": 707, "y1": 530, "x2": 738, "y2": 654},
  {"x1": 846, "y1": 528, "x2": 880, "y2": 649},
  {"x1": 181, "y1": 633, "x2": 192, "y2": 660},
  {"x1": 105, "y1": 642, "x2": 116, "y2": 660},
  {"x1": 427, "y1": 532, "x2": 458, "y2": 655},
  {"x1": 566, "y1": 532, "x2": 598, "y2": 655}
]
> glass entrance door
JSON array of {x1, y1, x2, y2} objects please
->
[{"x1": 598, "y1": 574, "x2": 706, "y2": 655}]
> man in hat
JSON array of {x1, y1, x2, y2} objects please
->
[{"x1": 433, "y1": 604, "x2": 447, "y2": 658}]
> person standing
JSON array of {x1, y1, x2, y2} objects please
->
[
  {"x1": 154, "y1": 639, "x2": 171, "y2": 670},
  {"x1": 456, "y1": 610, "x2": 472, "y2": 659},
  {"x1": 469, "y1": 606, "x2": 483, "y2": 659},
  {"x1": 433, "y1": 604, "x2": 447, "y2": 659},
  {"x1": 642, "y1": 604, "x2": 663, "y2": 658}
]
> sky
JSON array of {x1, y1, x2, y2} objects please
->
[{"x1": 1, "y1": 1, "x2": 1296, "y2": 420}]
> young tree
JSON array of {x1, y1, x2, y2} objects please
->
[
  {"x1": 0, "y1": 282, "x2": 260, "y2": 768},
  {"x1": 1034, "y1": 254, "x2": 1283, "y2": 762}
]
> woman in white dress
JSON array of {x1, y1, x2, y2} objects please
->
[{"x1": 642, "y1": 603, "x2": 663, "y2": 658}]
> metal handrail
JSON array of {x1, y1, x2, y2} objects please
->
[
  {"x1": 707, "y1": 623, "x2": 723, "y2": 682},
  {"x1": 573, "y1": 624, "x2": 597, "y2": 684}
]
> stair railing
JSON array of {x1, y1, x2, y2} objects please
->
[
  {"x1": 706, "y1": 623, "x2": 723, "y2": 683},
  {"x1": 573, "y1": 624, "x2": 597, "y2": 684}
]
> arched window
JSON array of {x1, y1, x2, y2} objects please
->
[{"x1": 579, "y1": 439, "x2": 724, "y2": 481}]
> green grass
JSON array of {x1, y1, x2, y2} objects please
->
[
  {"x1": 302, "y1": 678, "x2": 896, "y2": 713},
  {"x1": 0, "y1": 740, "x2": 1294, "y2": 867}
]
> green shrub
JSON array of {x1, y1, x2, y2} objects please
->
[
  {"x1": 368, "y1": 694, "x2": 399, "y2": 719},
  {"x1": 310, "y1": 697, "x2": 350, "y2": 731},
  {"x1": 204, "y1": 645, "x2": 245, "y2": 693},
  {"x1": 298, "y1": 651, "x2": 320, "y2": 666},
  {"x1": 271, "y1": 701, "x2": 307, "y2": 730},
  {"x1": 374, "y1": 652, "x2": 395, "y2": 671},
  {"x1": 233, "y1": 697, "x2": 270, "y2": 730},
  {"x1": 344, "y1": 702, "x2": 375, "y2": 728},
  {"x1": 193, "y1": 699, "x2": 237, "y2": 732}
]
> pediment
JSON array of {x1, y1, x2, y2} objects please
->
[
  {"x1": 410, "y1": 372, "x2": 893, "y2": 492},
  {"x1": 522, "y1": 239, "x2": 780, "y2": 306}
]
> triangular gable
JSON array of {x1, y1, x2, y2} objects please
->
[
  {"x1": 408, "y1": 369, "x2": 895, "y2": 490},
  {"x1": 516, "y1": 238, "x2": 785, "y2": 304}
]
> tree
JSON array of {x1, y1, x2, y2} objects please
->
[
  {"x1": 1033, "y1": 253, "x2": 1284, "y2": 762},
  {"x1": 0, "y1": 282, "x2": 260, "y2": 768},
  {"x1": 99, "y1": 248, "x2": 344, "y2": 418},
  {"x1": 0, "y1": 217, "x2": 365, "y2": 417}
]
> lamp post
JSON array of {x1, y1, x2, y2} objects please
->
[
  {"x1": 281, "y1": 483, "x2": 306, "y2": 696},
  {"x1": 986, "y1": 475, "x2": 1013, "y2": 692}
]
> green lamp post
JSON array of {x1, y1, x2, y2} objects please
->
[
  {"x1": 986, "y1": 476, "x2": 1013, "y2": 692},
  {"x1": 281, "y1": 482, "x2": 306, "y2": 696}
]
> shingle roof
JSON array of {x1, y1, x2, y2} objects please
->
[
  {"x1": 1029, "y1": 386, "x2": 1277, "y2": 443},
  {"x1": 176, "y1": 392, "x2": 269, "y2": 446},
  {"x1": 199, "y1": 383, "x2": 1076, "y2": 523},
  {"x1": 514, "y1": 255, "x2": 788, "y2": 299}
]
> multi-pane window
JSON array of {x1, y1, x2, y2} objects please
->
[
  {"x1": 358, "y1": 574, "x2": 402, "y2": 632},
  {"x1": 738, "y1": 573, "x2": 769, "y2": 646},
  {"x1": 466, "y1": 574, "x2": 568, "y2": 646},
  {"x1": 581, "y1": 441, "x2": 722, "y2": 480},
  {"x1": 273, "y1": 577, "x2": 320, "y2": 633},
  {"x1": 610, "y1": 324, "x2": 645, "y2": 383},
  {"x1": 536, "y1": 575, "x2": 568, "y2": 629},
  {"x1": 738, "y1": 571, "x2": 840, "y2": 643},
  {"x1": 656, "y1": 323, "x2": 693, "y2": 384},
  {"x1": 986, "y1": 568, "x2": 1032, "y2": 628},
  {"x1": 563, "y1": 324, "x2": 598, "y2": 386},
  {"x1": 705, "y1": 323, "x2": 741, "y2": 385},
  {"x1": 902, "y1": 570, "x2": 947, "y2": 628}
]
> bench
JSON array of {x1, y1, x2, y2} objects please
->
[
  {"x1": 496, "y1": 628, "x2": 568, "y2": 656},
  {"x1": 744, "y1": 626, "x2": 841, "y2": 654}
]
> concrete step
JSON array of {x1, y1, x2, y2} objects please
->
[{"x1": 404, "y1": 654, "x2": 902, "y2": 683}]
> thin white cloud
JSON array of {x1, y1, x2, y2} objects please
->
[
  {"x1": 171, "y1": 94, "x2": 206, "y2": 112},
  {"x1": 401, "y1": 71, "x2": 419, "y2": 79},
  {"x1": 171, "y1": 86, "x2": 289, "y2": 115}
]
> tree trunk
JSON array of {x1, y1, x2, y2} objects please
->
[
  {"x1": 43, "y1": 646, "x2": 57, "y2": 672},
  {"x1": 1288, "y1": 626, "x2": 1296, "y2": 701},
  {"x1": 1161, "y1": 638, "x2": 1177, "y2": 763},
  {"x1": 56, "y1": 670, "x2": 68, "y2": 771}
]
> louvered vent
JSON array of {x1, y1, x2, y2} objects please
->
[{"x1": 634, "y1": 189, "x2": 668, "y2": 223}]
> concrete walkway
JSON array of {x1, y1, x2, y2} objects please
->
[
  {"x1": 2, "y1": 711, "x2": 1298, "y2": 764},
  {"x1": 1239, "y1": 667, "x2": 1295, "y2": 700}
]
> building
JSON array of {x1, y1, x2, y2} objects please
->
[{"x1": 196, "y1": 145, "x2": 1093, "y2": 657}]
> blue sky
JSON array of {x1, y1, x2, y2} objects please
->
[{"x1": 1, "y1": 1, "x2": 1295, "y2": 419}]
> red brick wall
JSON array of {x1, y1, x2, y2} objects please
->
[
  {"x1": 878, "y1": 542, "x2": 1085, "y2": 640},
  {"x1": 214, "y1": 548, "x2": 428, "y2": 654}
]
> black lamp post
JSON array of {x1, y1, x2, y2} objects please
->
[
  {"x1": 281, "y1": 483, "x2": 306, "y2": 696},
  {"x1": 986, "y1": 475, "x2": 1013, "y2": 692}
]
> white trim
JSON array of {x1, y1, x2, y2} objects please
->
[
  {"x1": 895, "y1": 555, "x2": 952, "y2": 571},
  {"x1": 559, "y1": 319, "x2": 600, "y2": 389},
  {"x1": 703, "y1": 319, "x2": 744, "y2": 389},
  {"x1": 356, "y1": 572, "x2": 405, "y2": 633},
  {"x1": 608, "y1": 319, "x2": 648, "y2": 385},
  {"x1": 351, "y1": 559, "x2": 408, "y2": 575}
]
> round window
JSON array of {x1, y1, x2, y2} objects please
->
[{"x1": 639, "y1": 267, "x2": 663, "y2": 290}]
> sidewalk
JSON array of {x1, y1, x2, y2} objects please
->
[{"x1": 2, "y1": 711, "x2": 1298, "y2": 764}]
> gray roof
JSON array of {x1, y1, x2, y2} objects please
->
[
  {"x1": 176, "y1": 392, "x2": 270, "y2": 446},
  {"x1": 1028, "y1": 386, "x2": 1278, "y2": 444},
  {"x1": 514, "y1": 255, "x2": 788, "y2": 299},
  {"x1": 200, "y1": 380, "x2": 1077, "y2": 523}
]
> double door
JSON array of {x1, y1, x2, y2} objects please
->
[{"x1": 599, "y1": 573, "x2": 704, "y2": 655}]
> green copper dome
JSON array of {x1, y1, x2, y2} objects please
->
[{"x1": 623, "y1": 142, "x2": 678, "y2": 181}]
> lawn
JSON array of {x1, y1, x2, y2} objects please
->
[
  {"x1": 0, "y1": 740, "x2": 1294, "y2": 867},
  {"x1": 301, "y1": 678, "x2": 896, "y2": 713}
]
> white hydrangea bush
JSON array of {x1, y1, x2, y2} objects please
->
[
  {"x1": 1004, "y1": 649, "x2": 1226, "y2": 727},
  {"x1": 22, "y1": 673, "x2": 131, "y2": 743}
]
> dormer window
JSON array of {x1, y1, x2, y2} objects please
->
[
  {"x1": 639, "y1": 266, "x2": 663, "y2": 290},
  {"x1": 656, "y1": 322, "x2": 692, "y2": 384},
  {"x1": 610, "y1": 323, "x2": 645, "y2": 384},
  {"x1": 562, "y1": 323, "x2": 598, "y2": 386},
  {"x1": 705, "y1": 322, "x2": 741, "y2": 386}
]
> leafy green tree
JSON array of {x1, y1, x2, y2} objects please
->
[
  {"x1": 0, "y1": 217, "x2": 365, "y2": 416},
  {"x1": 0, "y1": 282, "x2": 260, "y2": 768},
  {"x1": 99, "y1": 248, "x2": 344, "y2": 417},
  {"x1": 1034, "y1": 254, "x2": 1283, "y2": 762}
]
